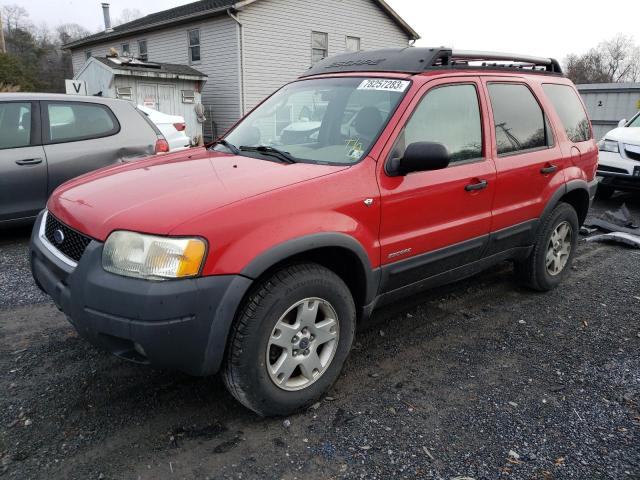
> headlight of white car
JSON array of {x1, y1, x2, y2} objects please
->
[
  {"x1": 102, "y1": 231, "x2": 207, "y2": 280},
  {"x1": 597, "y1": 139, "x2": 619, "y2": 153}
]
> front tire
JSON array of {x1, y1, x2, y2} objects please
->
[
  {"x1": 516, "y1": 202, "x2": 579, "y2": 291},
  {"x1": 223, "y1": 263, "x2": 355, "y2": 416}
]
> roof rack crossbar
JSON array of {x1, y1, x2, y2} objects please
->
[{"x1": 445, "y1": 49, "x2": 562, "y2": 73}]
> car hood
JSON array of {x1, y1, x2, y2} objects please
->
[
  {"x1": 603, "y1": 127, "x2": 640, "y2": 145},
  {"x1": 48, "y1": 148, "x2": 348, "y2": 240}
]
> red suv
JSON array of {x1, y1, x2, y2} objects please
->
[{"x1": 31, "y1": 48, "x2": 598, "y2": 416}]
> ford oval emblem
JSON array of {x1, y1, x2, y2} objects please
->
[{"x1": 53, "y1": 229, "x2": 65, "y2": 245}]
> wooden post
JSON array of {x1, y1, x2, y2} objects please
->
[{"x1": 0, "y1": 12, "x2": 6, "y2": 54}]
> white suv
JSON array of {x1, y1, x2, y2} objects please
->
[{"x1": 596, "y1": 110, "x2": 640, "y2": 198}]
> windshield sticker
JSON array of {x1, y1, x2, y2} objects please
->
[
  {"x1": 357, "y1": 79, "x2": 410, "y2": 92},
  {"x1": 346, "y1": 138, "x2": 364, "y2": 160}
]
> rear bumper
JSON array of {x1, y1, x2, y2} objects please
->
[{"x1": 30, "y1": 211, "x2": 251, "y2": 376}]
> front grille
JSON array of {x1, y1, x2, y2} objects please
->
[
  {"x1": 598, "y1": 165, "x2": 628, "y2": 174},
  {"x1": 624, "y1": 148, "x2": 640, "y2": 161},
  {"x1": 44, "y1": 214, "x2": 92, "y2": 262}
]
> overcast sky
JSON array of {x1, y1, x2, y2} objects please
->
[{"x1": 16, "y1": 0, "x2": 640, "y2": 61}]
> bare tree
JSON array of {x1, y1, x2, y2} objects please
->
[
  {"x1": 601, "y1": 34, "x2": 640, "y2": 82},
  {"x1": 565, "y1": 34, "x2": 640, "y2": 84},
  {"x1": 56, "y1": 23, "x2": 90, "y2": 45},
  {"x1": 1, "y1": 4, "x2": 30, "y2": 32},
  {"x1": 114, "y1": 8, "x2": 143, "y2": 26}
]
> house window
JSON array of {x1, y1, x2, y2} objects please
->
[
  {"x1": 138, "y1": 39, "x2": 148, "y2": 61},
  {"x1": 85, "y1": 50, "x2": 92, "y2": 60},
  {"x1": 182, "y1": 90, "x2": 196, "y2": 103},
  {"x1": 188, "y1": 29, "x2": 201, "y2": 63},
  {"x1": 311, "y1": 31, "x2": 328, "y2": 64},
  {"x1": 121, "y1": 43, "x2": 130, "y2": 56},
  {"x1": 346, "y1": 36, "x2": 360, "y2": 52},
  {"x1": 116, "y1": 87, "x2": 133, "y2": 100}
]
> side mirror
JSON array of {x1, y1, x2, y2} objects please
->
[
  {"x1": 618, "y1": 118, "x2": 627, "y2": 128},
  {"x1": 387, "y1": 142, "x2": 450, "y2": 176}
]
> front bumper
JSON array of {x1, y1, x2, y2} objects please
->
[
  {"x1": 30, "y1": 211, "x2": 252, "y2": 376},
  {"x1": 597, "y1": 150, "x2": 640, "y2": 191}
]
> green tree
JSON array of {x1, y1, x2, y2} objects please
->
[{"x1": 0, "y1": 52, "x2": 36, "y2": 90}]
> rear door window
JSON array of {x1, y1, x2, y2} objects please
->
[
  {"x1": 542, "y1": 84, "x2": 591, "y2": 142},
  {"x1": 46, "y1": 102, "x2": 119, "y2": 143},
  {"x1": 488, "y1": 83, "x2": 552, "y2": 155},
  {"x1": 0, "y1": 102, "x2": 32, "y2": 149}
]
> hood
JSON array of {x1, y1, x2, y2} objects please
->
[
  {"x1": 603, "y1": 126, "x2": 640, "y2": 144},
  {"x1": 48, "y1": 148, "x2": 348, "y2": 240}
]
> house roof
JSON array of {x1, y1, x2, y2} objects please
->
[
  {"x1": 64, "y1": 0, "x2": 419, "y2": 49},
  {"x1": 92, "y1": 57, "x2": 208, "y2": 79},
  {"x1": 576, "y1": 82, "x2": 640, "y2": 92}
]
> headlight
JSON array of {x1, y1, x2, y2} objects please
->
[
  {"x1": 103, "y1": 231, "x2": 207, "y2": 280},
  {"x1": 598, "y1": 139, "x2": 619, "y2": 153}
]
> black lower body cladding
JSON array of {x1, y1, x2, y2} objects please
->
[{"x1": 29, "y1": 211, "x2": 251, "y2": 376}]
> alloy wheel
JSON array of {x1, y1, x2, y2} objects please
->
[
  {"x1": 546, "y1": 221, "x2": 572, "y2": 276},
  {"x1": 266, "y1": 297, "x2": 339, "y2": 391}
]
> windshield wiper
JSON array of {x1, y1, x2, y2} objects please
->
[
  {"x1": 210, "y1": 139, "x2": 240, "y2": 155},
  {"x1": 240, "y1": 145, "x2": 297, "y2": 164}
]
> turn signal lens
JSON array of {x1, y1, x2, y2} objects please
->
[
  {"x1": 103, "y1": 231, "x2": 207, "y2": 280},
  {"x1": 598, "y1": 139, "x2": 619, "y2": 153}
]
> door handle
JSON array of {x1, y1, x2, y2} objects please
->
[
  {"x1": 15, "y1": 158, "x2": 43, "y2": 166},
  {"x1": 540, "y1": 164, "x2": 558, "y2": 174},
  {"x1": 465, "y1": 179, "x2": 488, "y2": 192}
]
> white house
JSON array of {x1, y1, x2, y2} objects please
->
[{"x1": 65, "y1": 0, "x2": 419, "y2": 140}]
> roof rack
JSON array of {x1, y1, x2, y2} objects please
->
[{"x1": 300, "y1": 47, "x2": 563, "y2": 78}]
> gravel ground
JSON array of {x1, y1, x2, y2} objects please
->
[{"x1": 1, "y1": 196, "x2": 639, "y2": 480}]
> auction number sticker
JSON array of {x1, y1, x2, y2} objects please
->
[{"x1": 357, "y1": 79, "x2": 410, "y2": 92}]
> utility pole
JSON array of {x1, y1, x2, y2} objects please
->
[{"x1": 0, "y1": 11, "x2": 6, "y2": 54}]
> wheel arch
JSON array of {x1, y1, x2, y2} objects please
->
[
  {"x1": 541, "y1": 180, "x2": 590, "y2": 228},
  {"x1": 240, "y1": 233, "x2": 380, "y2": 317}
]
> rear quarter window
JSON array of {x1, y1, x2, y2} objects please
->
[
  {"x1": 46, "y1": 102, "x2": 119, "y2": 144},
  {"x1": 542, "y1": 84, "x2": 591, "y2": 143}
]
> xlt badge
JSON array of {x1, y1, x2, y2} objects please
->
[{"x1": 388, "y1": 248, "x2": 412, "y2": 259}]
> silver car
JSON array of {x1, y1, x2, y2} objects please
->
[{"x1": 0, "y1": 93, "x2": 165, "y2": 225}]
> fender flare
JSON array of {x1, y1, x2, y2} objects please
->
[
  {"x1": 539, "y1": 179, "x2": 590, "y2": 228},
  {"x1": 240, "y1": 232, "x2": 380, "y2": 305}
]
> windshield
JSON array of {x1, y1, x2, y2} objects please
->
[
  {"x1": 217, "y1": 77, "x2": 410, "y2": 164},
  {"x1": 628, "y1": 111, "x2": 640, "y2": 128}
]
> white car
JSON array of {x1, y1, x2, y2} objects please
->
[
  {"x1": 137, "y1": 105, "x2": 190, "y2": 152},
  {"x1": 596, "y1": 111, "x2": 640, "y2": 198}
]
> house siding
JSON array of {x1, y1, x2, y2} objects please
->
[
  {"x1": 71, "y1": 15, "x2": 241, "y2": 137},
  {"x1": 239, "y1": 0, "x2": 410, "y2": 111},
  {"x1": 69, "y1": 0, "x2": 412, "y2": 136}
]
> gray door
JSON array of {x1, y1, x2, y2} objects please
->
[
  {"x1": 158, "y1": 85, "x2": 176, "y2": 115},
  {"x1": 42, "y1": 101, "x2": 122, "y2": 195},
  {"x1": 138, "y1": 83, "x2": 158, "y2": 110},
  {"x1": 0, "y1": 101, "x2": 48, "y2": 222}
]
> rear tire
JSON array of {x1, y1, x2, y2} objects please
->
[
  {"x1": 515, "y1": 202, "x2": 578, "y2": 292},
  {"x1": 223, "y1": 263, "x2": 355, "y2": 417},
  {"x1": 595, "y1": 184, "x2": 615, "y2": 200}
]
